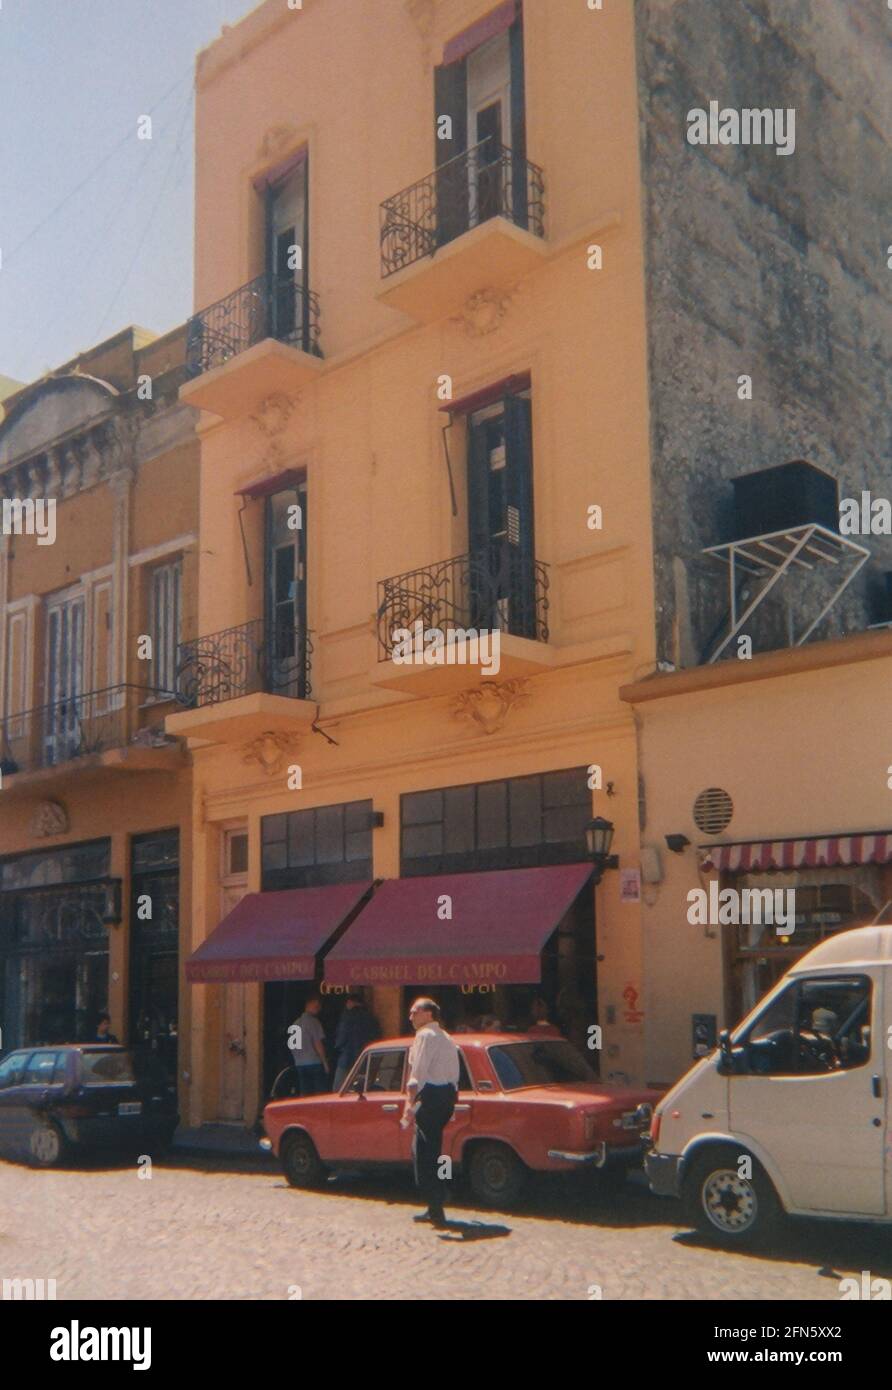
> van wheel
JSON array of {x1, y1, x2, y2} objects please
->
[
  {"x1": 29, "y1": 1119, "x2": 66, "y2": 1168},
  {"x1": 468, "y1": 1142, "x2": 527, "y2": 1208},
  {"x1": 683, "y1": 1144, "x2": 783, "y2": 1247},
  {"x1": 281, "y1": 1131, "x2": 325, "y2": 1188}
]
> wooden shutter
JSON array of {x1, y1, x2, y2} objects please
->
[
  {"x1": 509, "y1": 12, "x2": 528, "y2": 228},
  {"x1": 504, "y1": 394, "x2": 536, "y2": 636},
  {"x1": 434, "y1": 61, "x2": 469, "y2": 246}
]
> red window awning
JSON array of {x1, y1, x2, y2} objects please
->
[
  {"x1": 235, "y1": 469, "x2": 300, "y2": 500},
  {"x1": 323, "y1": 862, "x2": 593, "y2": 987},
  {"x1": 186, "y1": 882, "x2": 373, "y2": 983},
  {"x1": 438, "y1": 371, "x2": 531, "y2": 417},
  {"x1": 700, "y1": 833, "x2": 892, "y2": 874},
  {"x1": 443, "y1": 1, "x2": 518, "y2": 66}
]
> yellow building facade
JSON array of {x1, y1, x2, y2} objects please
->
[
  {"x1": 0, "y1": 326, "x2": 199, "y2": 1108},
  {"x1": 172, "y1": 0, "x2": 659, "y2": 1127}
]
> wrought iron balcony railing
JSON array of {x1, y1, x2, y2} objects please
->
[
  {"x1": 380, "y1": 141, "x2": 545, "y2": 279},
  {"x1": 175, "y1": 618, "x2": 313, "y2": 708},
  {"x1": 377, "y1": 544, "x2": 549, "y2": 660},
  {"x1": 185, "y1": 273, "x2": 322, "y2": 378},
  {"x1": 0, "y1": 684, "x2": 175, "y2": 776}
]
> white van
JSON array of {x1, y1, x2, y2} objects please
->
[{"x1": 646, "y1": 924, "x2": 892, "y2": 1245}]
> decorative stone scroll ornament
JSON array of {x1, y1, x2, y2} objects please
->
[
  {"x1": 451, "y1": 679, "x2": 530, "y2": 736},
  {"x1": 251, "y1": 393, "x2": 296, "y2": 439},
  {"x1": 453, "y1": 287, "x2": 514, "y2": 338},
  {"x1": 30, "y1": 800, "x2": 69, "y2": 838},
  {"x1": 242, "y1": 731, "x2": 301, "y2": 776}
]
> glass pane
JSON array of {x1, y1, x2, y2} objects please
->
[
  {"x1": 401, "y1": 791, "x2": 443, "y2": 826},
  {"x1": 345, "y1": 831, "x2": 371, "y2": 864},
  {"x1": 287, "y1": 810, "x2": 315, "y2": 867},
  {"x1": 543, "y1": 804, "x2": 588, "y2": 845},
  {"x1": 477, "y1": 781, "x2": 508, "y2": 850},
  {"x1": 228, "y1": 833, "x2": 249, "y2": 876},
  {"x1": 345, "y1": 800, "x2": 373, "y2": 833},
  {"x1": 543, "y1": 769, "x2": 589, "y2": 808},
  {"x1": 23, "y1": 1051, "x2": 58, "y2": 1083},
  {"x1": 262, "y1": 814, "x2": 287, "y2": 846},
  {"x1": 444, "y1": 786, "x2": 474, "y2": 855},
  {"x1": 366, "y1": 1050, "x2": 405, "y2": 1092},
  {"x1": 262, "y1": 840, "x2": 287, "y2": 872},
  {"x1": 509, "y1": 777, "x2": 541, "y2": 847},
  {"x1": 402, "y1": 824, "x2": 442, "y2": 859},
  {"x1": 314, "y1": 806, "x2": 343, "y2": 865}
]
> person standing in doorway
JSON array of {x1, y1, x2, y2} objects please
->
[
  {"x1": 94, "y1": 1012, "x2": 119, "y2": 1044},
  {"x1": 402, "y1": 997, "x2": 460, "y2": 1228},
  {"x1": 333, "y1": 992, "x2": 380, "y2": 1089},
  {"x1": 288, "y1": 996, "x2": 329, "y2": 1096}
]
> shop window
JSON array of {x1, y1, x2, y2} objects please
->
[
  {"x1": 400, "y1": 768, "x2": 589, "y2": 876},
  {"x1": 261, "y1": 799, "x2": 373, "y2": 890}
]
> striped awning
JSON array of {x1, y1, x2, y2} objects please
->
[{"x1": 700, "y1": 833, "x2": 892, "y2": 874}]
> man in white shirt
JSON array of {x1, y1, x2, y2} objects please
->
[{"x1": 403, "y1": 997, "x2": 460, "y2": 1227}]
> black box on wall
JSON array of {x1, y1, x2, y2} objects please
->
[{"x1": 730, "y1": 460, "x2": 839, "y2": 541}]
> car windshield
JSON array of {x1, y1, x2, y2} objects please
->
[
  {"x1": 80, "y1": 1050, "x2": 137, "y2": 1085},
  {"x1": 488, "y1": 1040, "x2": 597, "y2": 1090}
]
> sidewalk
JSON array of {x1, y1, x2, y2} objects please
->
[{"x1": 173, "y1": 1123, "x2": 274, "y2": 1161}]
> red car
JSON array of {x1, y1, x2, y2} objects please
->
[{"x1": 262, "y1": 1033, "x2": 661, "y2": 1208}]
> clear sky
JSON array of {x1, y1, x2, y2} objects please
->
[{"x1": 0, "y1": 0, "x2": 252, "y2": 385}]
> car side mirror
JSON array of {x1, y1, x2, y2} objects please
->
[{"x1": 717, "y1": 1029, "x2": 735, "y2": 1075}]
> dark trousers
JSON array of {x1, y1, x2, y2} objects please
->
[
  {"x1": 412, "y1": 1082, "x2": 456, "y2": 1217},
  {"x1": 294, "y1": 1064, "x2": 327, "y2": 1096}
]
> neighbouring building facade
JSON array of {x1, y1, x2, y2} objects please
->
[
  {"x1": 623, "y1": 0, "x2": 892, "y2": 1084},
  {"x1": 171, "y1": 0, "x2": 659, "y2": 1127},
  {"x1": 0, "y1": 326, "x2": 199, "y2": 1101}
]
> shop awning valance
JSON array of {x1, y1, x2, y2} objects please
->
[
  {"x1": 700, "y1": 833, "x2": 892, "y2": 874},
  {"x1": 186, "y1": 882, "x2": 373, "y2": 983},
  {"x1": 323, "y1": 862, "x2": 593, "y2": 987}
]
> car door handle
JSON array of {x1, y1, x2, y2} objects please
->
[
  {"x1": 381, "y1": 1103, "x2": 400, "y2": 1112},
  {"x1": 454, "y1": 1104, "x2": 471, "y2": 1113},
  {"x1": 872, "y1": 1074, "x2": 882, "y2": 1099}
]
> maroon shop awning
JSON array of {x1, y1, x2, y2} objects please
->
[
  {"x1": 700, "y1": 833, "x2": 892, "y2": 874},
  {"x1": 324, "y1": 863, "x2": 593, "y2": 987},
  {"x1": 186, "y1": 882, "x2": 373, "y2": 983}
]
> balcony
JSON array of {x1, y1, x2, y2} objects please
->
[
  {"x1": 373, "y1": 544, "x2": 553, "y2": 695},
  {"x1": 165, "y1": 618, "x2": 316, "y2": 745},
  {"x1": 180, "y1": 273, "x2": 324, "y2": 420},
  {"x1": 0, "y1": 685, "x2": 183, "y2": 794},
  {"x1": 378, "y1": 142, "x2": 547, "y2": 324}
]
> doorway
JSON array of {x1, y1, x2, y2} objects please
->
[{"x1": 215, "y1": 826, "x2": 249, "y2": 1122}]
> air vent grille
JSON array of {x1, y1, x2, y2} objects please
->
[{"x1": 693, "y1": 787, "x2": 733, "y2": 836}]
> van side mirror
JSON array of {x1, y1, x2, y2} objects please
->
[{"x1": 717, "y1": 1029, "x2": 734, "y2": 1074}]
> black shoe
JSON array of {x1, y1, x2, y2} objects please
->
[{"x1": 413, "y1": 1211, "x2": 435, "y2": 1224}]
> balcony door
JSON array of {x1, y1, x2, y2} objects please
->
[
  {"x1": 266, "y1": 159, "x2": 309, "y2": 349},
  {"x1": 467, "y1": 393, "x2": 535, "y2": 638},
  {"x1": 44, "y1": 586, "x2": 85, "y2": 765},
  {"x1": 265, "y1": 482, "x2": 309, "y2": 699},
  {"x1": 466, "y1": 32, "x2": 510, "y2": 228},
  {"x1": 434, "y1": 10, "x2": 526, "y2": 246}
]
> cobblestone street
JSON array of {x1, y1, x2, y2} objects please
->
[{"x1": 2, "y1": 1150, "x2": 890, "y2": 1302}]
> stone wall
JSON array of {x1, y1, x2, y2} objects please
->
[{"x1": 635, "y1": 0, "x2": 892, "y2": 664}]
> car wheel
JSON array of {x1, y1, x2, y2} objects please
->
[
  {"x1": 468, "y1": 1142, "x2": 527, "y2": 1209},
  {"x1": 682, "y1": 1144, "x2": 783, "y2": 1247},
  {"x1": 281, "y1": 1131, "x2": 326, "y2": 1188},
  {"x1": 29, "y1": 1119, "x2": 66, "y2": 1168}
]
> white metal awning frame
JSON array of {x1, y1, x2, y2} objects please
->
[{"x1": 702, "y1": 523, "x2": 869, "y2": 663}]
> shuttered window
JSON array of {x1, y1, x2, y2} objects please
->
[{"x1": 150, "y1": 560, "x2": 181, "y2": 695}]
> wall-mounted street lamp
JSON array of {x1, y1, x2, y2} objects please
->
[
  {"x1": 585, "y1": 817, "x2": 619, "y2": 885},
  {"x1": 665, "y1": 833, "x2": 691, "y2": 854},
  {"x1": 101, "y1": 878, "x2": 123, "y2": 926}
]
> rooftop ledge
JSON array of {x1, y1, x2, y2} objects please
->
[{"x1": 620, "y1": 627, "x2": 892, "y2": 705}]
